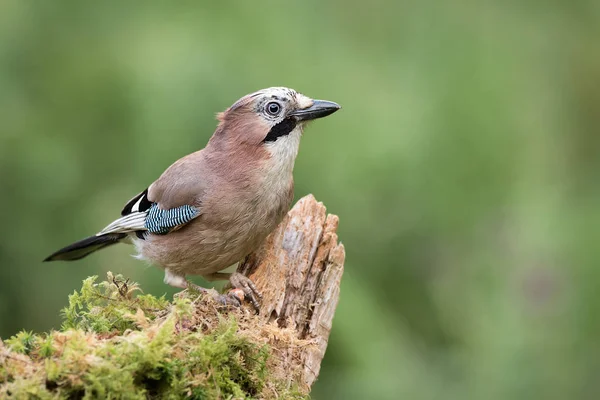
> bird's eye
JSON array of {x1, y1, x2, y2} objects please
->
[{"x1": 266, "y1": 102, "x2": 281, "y2": 116}]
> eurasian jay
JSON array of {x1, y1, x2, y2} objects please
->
[{"x1": 44, "y1": 87, "x2": 340, "y2": 307}]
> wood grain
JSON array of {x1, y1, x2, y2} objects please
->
[{"x1": 238, "y1": 194, "x2": 345, "y2": 390}]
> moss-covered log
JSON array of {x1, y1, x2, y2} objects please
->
[{"x1": 0, "y1": 196, "x2": 344, "y2": 399}]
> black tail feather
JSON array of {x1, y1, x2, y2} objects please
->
[{"x1": 44, "y1": 233, "x2": 128, "y2": 262}]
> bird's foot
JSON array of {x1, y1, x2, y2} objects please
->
[
  {"x1": 184, "y1": 282, "x2": 208, "y2": 294},
  {"x1": 214, "y1": 289, "x2": 246, "y2": 308},
  {"x1": 227, "y1": 272, "x2": 262, "y2": 311},
  {"x1": 184, "y1": 282, "x2": 243, "y2": 308},
  {"x1": 164, "y1": 269, "x2": 259, "y2": 310}
]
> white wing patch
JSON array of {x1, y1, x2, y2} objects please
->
[{"x1": 131, "y1": 196, "x2": 145, "y2": 213}]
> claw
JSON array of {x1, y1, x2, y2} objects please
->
[
  {"x1": 187, "y1": 283, "x2": 243, "y2": 308},
  {"x1": 167, "y1": 272, "x2": 260, "y2": 311},
  {"x1": 214, "y1": 291, "x2": 243, "y2": 307},
  {"x1": 229, "y1": 272, "x2": 262, "y2": 311},
  {"x1": 229, "y1": 288, "x2": 246, "y2": 303}
]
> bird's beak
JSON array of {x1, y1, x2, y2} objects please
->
[{"x1": 291, "y1": 99, "x2": 341, "y2": 121}]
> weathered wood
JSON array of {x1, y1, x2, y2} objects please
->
[{"x1": 238, "y1": 194, "x2": 345, "y2": 390}]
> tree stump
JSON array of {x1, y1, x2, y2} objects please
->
[{"x1": 238, "y1": 194, "x2": 345, "y2": 391}]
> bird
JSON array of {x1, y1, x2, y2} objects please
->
[{"x1": 44, "y1": 87, "x2": 341, "y2": 308}]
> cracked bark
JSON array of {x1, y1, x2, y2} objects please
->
[{"x1": 237, "y1": 194, "x2": 345, "y2": 391}]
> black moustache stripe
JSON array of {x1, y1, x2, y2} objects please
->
[{"x1": 263, "y1": 118, "x2": 296, "y2": 142}]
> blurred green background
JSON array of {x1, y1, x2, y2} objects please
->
[{"x1": 1, "y1": 1, "x2": 600, "y2": 398}]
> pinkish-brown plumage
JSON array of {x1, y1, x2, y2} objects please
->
[{"x1": 45, "y1": 87, "x2": 340, "y2": 307}]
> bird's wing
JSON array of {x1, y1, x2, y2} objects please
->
[
  {"x1": 97, "y1": 188, "x2": 201, "y2": 236},
  {"x1": 147, "y1": 150, "x2": 209, "y2": 209},
  {"x1": 98, "y1": 151, "x2": 208, "y2": 237}
]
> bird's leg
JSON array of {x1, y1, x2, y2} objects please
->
[
  {"x1": 163, "y1": 269, "x2": 210, "y2": 296},
  {"x1": 203, "y1": 271, "x2": 262, "y2": 310},
  {"x1": 163, "y1": 269, "x2": 243, "y2": 307}
]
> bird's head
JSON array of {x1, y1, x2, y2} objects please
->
[{"x1": 211, "y1": 87, "x2": 340, "y2": 154}]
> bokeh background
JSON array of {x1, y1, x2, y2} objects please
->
[{"x1": 1, "y1": 1, "x2": 600, "y2": 398}]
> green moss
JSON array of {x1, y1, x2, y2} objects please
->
[
  {"x1": 5, "y1": 331, "x2": 36, "y2": 355},
  {"x1": 0, "y1": 273, "x2": 309, "y2": 399},
  {"x1": 38, "y1": 335, "x2": 55, "y2": 359},
  {"x1": 61, "y1": 273, "x2": 169, "y2": 334}
]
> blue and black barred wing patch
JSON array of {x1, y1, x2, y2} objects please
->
[
  {"x1": 145, "y1": 203, "x2": 200, "y2": 234},
  {"x1": 97, "y1": 188, "x2": 200, "y2": 238}
]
